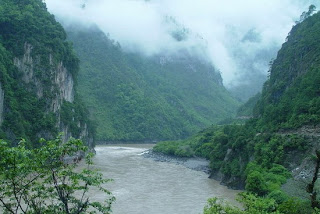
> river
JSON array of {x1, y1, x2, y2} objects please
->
[{"x1": 89, "y1": 144, "x2": 240, "y2": 214}]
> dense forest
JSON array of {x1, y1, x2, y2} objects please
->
[
  {"x1": 64, "y1": 24, "x2": 240, "y2": 142},
  {"x1": 63, "y1": 26, "x2": 238, "y2": 141},
  {"x1": 1, "y1": 0, "x2": 320, "y2": 213},
  {"x1": 155, "y1": 6, "x2": 320, "y2": 213},
  {"x1": 0, "y1": 1, "x2": 111, "y2": 213},
  {"x1": 0, "y1": 0, "x2": 94, "y2": 146}
]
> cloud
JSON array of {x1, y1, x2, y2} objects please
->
[{"x1": 45, "y1": 0, "x2": 319, "y2": 86}]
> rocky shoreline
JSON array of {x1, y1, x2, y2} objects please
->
[{"x1": 142, "y1": 150, "x2": 211, "y2": 174}]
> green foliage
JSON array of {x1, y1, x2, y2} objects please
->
[
  {"x1": 154, "y1": 124, "x2": 257, "y2": 181},
  {"x1": 153, "y1": 140, "x2": 194, "y2": 157},
  {"x1": 0, "y1": 136, "x2": 114, "y2": 213},
  {"x1": 204, "y1": 193, "x2": 279, "y2": 214},
  {"x1": 278, "y1": 198, "x2": 313, "y2": 214},
  {"x1": 60, "y1": 96, "x2": 95, "y2": 142},
  {"x1": 203, "y1": 197, "x2": 242, "y2": 214},
  {"x1": 153, "y1": 141, "x2": 180, "y2": 156},
  {"x1": 65, "y1": 25, "x2": 240, "y2": 141},
  {"x1": 238, "y1": 193, "x2": 279, "y2": 214},
  {"x1": 204, "y1": 193, "x2": 317, "y2": 214},
  {"x1": 254, "y1": 135, "x2": 309, "y2": 169},
  {"x1": 267, "y1": 190, "x2": 288, "y2": 204},
  {"x1": 237, "y1": 93, "x2": 261, "y2": 117},
  {"x1": 154, "y1": 123, "x2": 306, "y2": 192},
  {"x1": 245, "y1": 162, "x2": 291, "y2": 196},
  {"x1": 245, "y1": 170, "x2": 269, "y2": 196},
  {"x1": 0, "y1": 43, "x2": 57, "y2": 143},
  {"x1": 0, "y1": 0, "x2": 79, "y2": 75},
  {"x1": 156, "y1": 9, "x2": 320, "y2": 214},
  {"x1": 254, "y1": 11, "x2": 320, "y2": 131},
  {"x1": 0, "y1": 0, "x2": 94, "y2": 145}
]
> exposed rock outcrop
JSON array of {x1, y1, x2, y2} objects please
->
[
  {"x1": 209, "y1": 148, "x2": 246, "y2": 190},
  {"x1": 14, "y1": 43, "x2": 44, "y2": 98},
  {"x1": 14, "y1": 43, "x2": 75, "y2": 112},
  {"x1": 0, "y1": 0, "x2": 94, "y2": 149},
  {"x1": 143, "y1": 150, "x2": 211, "y2": 174},
  {"x1": 54, "y1": 61, "x2": 74, "y2": 103},
  {"x1": 12, "y1": 43, "x2": 90, "y2": 145},
  {"x1": 280, "y1": 125, "x2": 320, "y2": 179}
]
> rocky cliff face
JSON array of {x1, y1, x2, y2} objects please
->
[
  {"x1": 0, "y1": 0, "x2": 94, "y2": 147},
  {"x1": 14, "y1": 43, "x2": 74, "y2": 107},
  {"x1": 11, "y1": 42, "x2": 91, "y2": 145}
]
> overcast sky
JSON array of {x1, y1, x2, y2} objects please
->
[{"x1": 46, "y1": 0, "x2": 319, "y2": 87}]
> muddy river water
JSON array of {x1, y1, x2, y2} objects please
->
[{"x1": 88, "y1": 144, "x2": 240, "y2": 214}]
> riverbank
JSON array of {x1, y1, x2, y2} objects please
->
[
  {"x1": 142, "y1": 150, "x2": 211, "y2": 174},
  {"x1": 90, "y1": 145, "x2": 239, "y2": 214}
]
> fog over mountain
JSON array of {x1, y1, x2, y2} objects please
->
[{"x1": 46, "y1": 0, "x2": 319, "y2": 98}]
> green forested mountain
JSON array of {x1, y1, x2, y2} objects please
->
[
  {"x1": 0, "y1": 0, "x2": 94, "y2": 146},
  {"x1": 236, "y1": 92, "x2": 261, "y2": 118},
  {"x1": 155, "y1": 9, "x2": 320, "y2": 212},
  {"x1": 65, "y1": 25, "x2": 239, "y2": 142},
  {"x1": 254, "y1": 9, "x2": 320, "y2": 131}
]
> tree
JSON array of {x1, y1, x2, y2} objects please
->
[
  {"x1": 0, "y1": 136, "x2": 115, "y2": 214},
  {"x1": 245, "y1": 170, "x2": 268, "y2": 196},
  {"x1": 203, "y1": 193, "x2": 278, "y2": 214},
  {"x1": 298, "y1": 5, "x2": 317, "y2": 23}
]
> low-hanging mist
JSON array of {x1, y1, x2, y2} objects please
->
[{"x1": 46, "y1": 0, "x2": 319, "y2": 93}]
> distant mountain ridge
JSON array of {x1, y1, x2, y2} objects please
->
[
  {"x1": 154, "y1": 8, "x2": 320, "y2": 198},
  {"x1": 65, "y1": 24, "x2": 240, "y2": 142}
]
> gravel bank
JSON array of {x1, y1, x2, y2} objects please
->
[{"x1": 142, "y1": 150, "x2": 211, "y2": 174}]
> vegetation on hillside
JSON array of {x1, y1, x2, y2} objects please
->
[
  {"x1": 236, "y1": 93, "x2": 261, "y2": 118},
  {"x1": 204, "y1": 193, "x2": 316, "y2": 214},
  {"x1": 154, "y1": 6, "x2": 320, "y2": 214},
  {"x1": 0, "y1": 43, "x2": 56, "y2": 143},
  {"x1": 0, "y1": 136, "x2": 114, "y2": 213},
  {"x1": 254, "y1": 6, "x2": 320, "y2": 132},
  {"x1": 0, "y1": 0, "x2": 94, "y2": 146},
  {"x1": 1, "y1": 0, "x2": 320, "y2": 213},
  {"x1": 65, "y1": 25, "x2": 240, "y2": 142}
]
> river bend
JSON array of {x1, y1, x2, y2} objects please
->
[{"x1": 89, "y1": 145, "x2": 239, "y2": 214}]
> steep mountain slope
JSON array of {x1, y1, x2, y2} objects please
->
[
  {"x1": 65, "y1": 25, "x2": 240, "y2": 142},
  {"x1": 254, "y1": 10, "x2": 320, "y2": 131},
  {"x1": 0, "y1": 0, "x2": 94, "y2": 146},
  {"x1": 154, "y1": 9, "x2": 320, "y2": 197}
]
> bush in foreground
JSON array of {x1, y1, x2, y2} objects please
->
[{"x1": 0, "y1": 136, "x2": 114, "y2": 214}]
